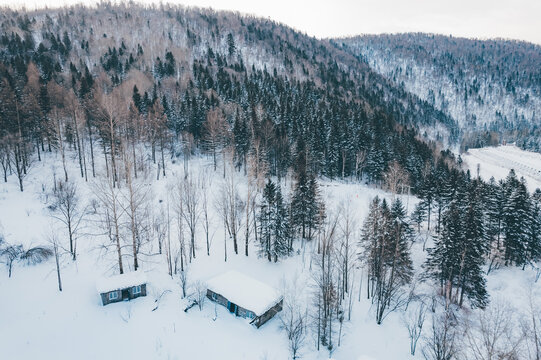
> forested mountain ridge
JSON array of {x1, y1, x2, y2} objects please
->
[
  {"x1": 337, "y1": 33, "x2": 541, "y2": 151},
  {"x1": 0, "y1": 3, "x2": 460, "y2": 193},
  {"x1": 4, "y1": 5, "x2": 541, "y2": 360}
]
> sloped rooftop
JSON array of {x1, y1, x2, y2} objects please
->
[
  {"x1": 96, "y1": 271, "x2": 147, "y2": 294},
  {"x1": 206, "y1": 270, "x2": 282, "y2": 316}
]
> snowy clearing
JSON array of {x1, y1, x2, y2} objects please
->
[
  {"x1": 0, "y1": 151, "x2": 539, "y2": 360},
  {"x1": 462, "y1": 145, "x2": 541, "y2": 191}
]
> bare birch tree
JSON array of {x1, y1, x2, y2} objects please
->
[
  {"x1": 200, "y1": 173, "x2": 213, "y2": 256},
  {"x1": 403, "y1": 301, "x2": 427, "y2": 355},
  {"x1": 94, "y1": 175, "x2": 125, "y2": 274},
  {"x1": 49, "y1": 180, "x2": 86, "y2": 260},
  {"x1": 422, "y1": 308, "x2": 459, "y2": 360},
  {"x1": 121, "y1": 150, "x2": 150, "y2": 271},
  {"x1": 47, "y1": 229, "x2": 64, "y2": 292},
  {"x1": 383, "y1": 160, "x2": 410, "y2": 194},
  {"x1": 460, "y1": 301, "x2": 522, "y2": 360},
  {"x1": 178, "y1": 174, "x2": 201, "y2": 260},
  {"x1": 203, "y1": 107, "x2": 227, "y2": 172},
  {"x1": 281, "y1": 277, "x2": 308, "y2": 360},
  {"x1": 216, "y1": 160, "x2": 245, "y2": 255}
]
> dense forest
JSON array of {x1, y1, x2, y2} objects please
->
[
  {"x1": 0, "y1": 3, "x2": 462, "y2": 195},
  {"x1": 339, "y1": 33, "x2": 541, "y2": 151}
]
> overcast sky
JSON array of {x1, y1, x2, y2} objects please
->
[{"x1": 3, "y1": 0, "x2": 541, "y2": 44}]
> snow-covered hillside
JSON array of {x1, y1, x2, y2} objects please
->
[
  {"x1": 0, "y1": 152, "x2": 411, "y2": 360},
  {"x1": 356, "y1": 46, "x2": 540, "y2": 131},
  {"x1": 338, "y1": 34, "x2": 541, "y2": 149},
  {"x1": 1, "y1": 150, "x2": 540, "y2": 360},
  {"x1": 462, "y1": 145, "x2": 541, "y2": 191}
]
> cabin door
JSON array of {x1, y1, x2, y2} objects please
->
[
  {"x1": 122, "y1": 289, "x2": 130, "y2": 300},
  {"x1": 228, "y1": 302, "x2": 236, "y2": 314}
]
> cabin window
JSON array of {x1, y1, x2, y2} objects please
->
[
  {"x1": 133, "y1": 285, "x2": 142, "y2": 295},
  {"x1": 109, "y1": 291, "x2": 118, "y2": 300},
  {"x1": 246, "y1": 311, "x2": 253, "y2": 319}
]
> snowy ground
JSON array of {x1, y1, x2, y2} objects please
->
[
  {"x1": 0, "y1": 149, "x2": 540, "y2": 360},
  {"x1": 462, "y1": 144, "x2": 541, "y2": 191}
]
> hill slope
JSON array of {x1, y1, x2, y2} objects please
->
[
  {"x1": 0, "y1": 4, "x2": 459, "y2": 190},
  {"x1": 337, "y1": 33, "x2": 541, "y2": 150}
]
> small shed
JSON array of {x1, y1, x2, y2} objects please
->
[
  {"x1": 206, "y1": 270, "x2": 283, "y2": 328},
  {"x1": 96, "y1": 271, "x2": 147, "y2": 306}
]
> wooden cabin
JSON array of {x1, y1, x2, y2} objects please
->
[
  {"x1": 206, "y1": 270, "x2": 283, "y2": 328},
  {"x1": 96, "y1": 271, "x2": 147, "y2": 306}
]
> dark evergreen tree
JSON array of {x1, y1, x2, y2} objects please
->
[
  {"x1": 257, "y1": 179, "x2": 290, "y2": 262},
  {"x1": 227, "y1": 33, "x2": 236, "y2": 56},
  {"x1": 258, "y1": 179, "x2": 276, "y2": 261},
  {"x1": 502, "y1": 171, "x2": 531, "y2": 267},
  {"x1": 424, "y1": 191, "x2": 489, "y2": 309},
  {"x1": 360, "y1": 197, "x2": 413, "y2": 324}
]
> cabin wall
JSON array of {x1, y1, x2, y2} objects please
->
[
  {"x1": 131, "y1": 284, "x2": 147, "y2": 299},
  {"x1": 207, "y1": 289, "x2": 281, "y2": 326},
  {"x1": 206, "y1": 289, "x2": 228, "y2": 307},
  {"x1": 100, "y1": 290, "x2": 121, "y2": 306},
  {"x1": 207, "y1": 290, "x2": 252, "y2": 317},
  {"x1": 100, "y1": 284, "x2": 147, "y2": 306},
  {"x1": 255, "y1": 299, "x2": 283, "y2": 328}
]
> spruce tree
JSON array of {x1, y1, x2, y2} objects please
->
[
  {"x1": 258, "y1": 179, "x2": 276, "y2": 261},
  {"x1": 272, "y1": 186, "x2": 291, "y2": 261},
  {"x1": 425, "y1": 188, "x2": 489, "y2": 309},
  {"x1": 258, "y1": 179, "x2": 290, "y2": 262},
  {"x1": 360, "y1": 197, "x2": 413, "y2": 324},
  {"x1": 502, "y1": 172, "x2": 531, "y2": 267}
]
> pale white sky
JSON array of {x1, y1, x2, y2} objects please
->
[{"x1": 3, "y1": 0, "x2": 541, "y2": 44}]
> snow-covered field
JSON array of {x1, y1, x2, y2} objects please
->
[
  {"x1": 0, "y1": 149, "x2": 540, "y2": 359},
  {"x1": 462, "y1": 144, "x2": 541, "y2": 191}
]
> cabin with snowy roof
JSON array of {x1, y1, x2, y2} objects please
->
[
  {"x1": 96, "y1": 271, "x2": 147, "y2": 306},
  {"x1": 206, "y1": 271, "x2": 283, "y2": 328}
]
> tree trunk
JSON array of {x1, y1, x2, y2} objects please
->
[
  {"x1": 87, "y1": 121, "x2": 95, "y2": 177},
  {"x1": 54, "y1": 242, "x2": 62, "y2": 291},
  {"x1": 73, "y1": 111, "x2": 84, "y2": 178}
]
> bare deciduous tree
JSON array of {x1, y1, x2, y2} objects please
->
[
  {"x1": 1, "y1": 244, "x2": 22, "y2": 278},
  {"x1": 355, "y1": 150, "x2": 366, "y2": 181},
  {"x1": 383, "y1": 160, "x2": 410, "y2": 194},
  {"x1": 47, "y1": 229, "x2": 64, "y2": 292},
  {"x1": 422, "y1": 309, "x2": 458, "y2": 360},
  {"x1": 200, "y1": 173, "x2": 213, "y2": 256},
  {"x1": 403, "y1": 301, "x2": 427, "y2": 356},
  {"x1": 49, "y1": 180, "x2": 86, "y2": 260},
  {"x1": 178, "y1": 174, "x2": 200, "y2": 261},
  {"x1": 281, "y1": 278, "x2": 308, "y2": 360},
  {"x1": 94, "y1": 175, "x2": 125, "y2": 274},
  {"x1": 460, "y1": 301, "x2": 522, "y2": 360},
  {"x1": 520, "y1": 292, "x2": 541, "y2": 360},
  {"x1": 216, "y1": 161, "x2": 245, "y2": 256},
  {"x1": 122, "y1": 151, "x2": 150, "y2": 271},
  {"x1": 194, "y1": 280, "x2": 207, "y2": 311},
  {"x1": 179, "y1": 265, "x2": 189, "y2": 298},
  {"x1": 203, "y1": 107, "x2": 227, "y2": 172},
  {"x1": 0, "y1": 137, "x2": 11, "y2": 183}
]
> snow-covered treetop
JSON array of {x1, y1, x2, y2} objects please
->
[{"x1": 206, "y1": 270, "x2": 282, "y2": 316}]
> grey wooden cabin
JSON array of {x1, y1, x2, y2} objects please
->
[
  {"x1": 206, "y1": 271, "x2": 283, "y2": 328},
  {"x1": 96, "y1": 271, "x2": 147, "y2": 306}
]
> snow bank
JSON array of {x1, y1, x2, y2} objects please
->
[
  {"x1": 206, "y1": 270, "x2": 282, "y2": 316},
  {"x1": 96, "y1": 271, "x2": 147, "y2": 294}
]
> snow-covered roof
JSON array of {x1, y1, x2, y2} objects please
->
[
  {"x1": 206, "y1": 271, "x2": 282, "y2": 317},
  {"x1": 96, "y1": 271, "x2": 147, "y2": 294}
]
